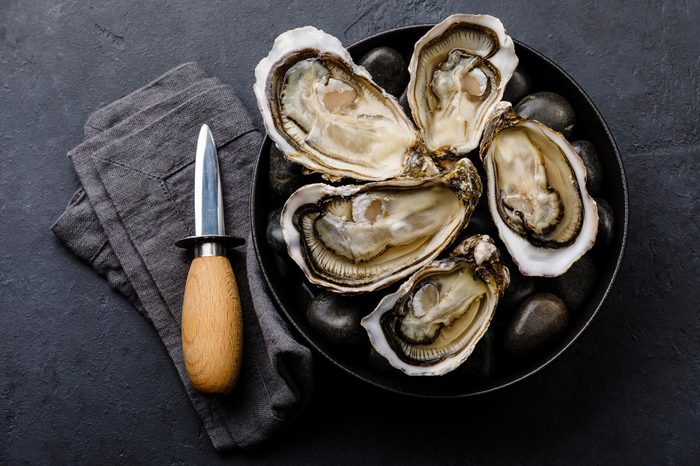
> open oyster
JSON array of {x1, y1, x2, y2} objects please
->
[
  {"x1": 281, "y1": 159, "x2": 482, "y2": 293},
  {"x1": 254, "y1": 26, "x2": 437, "y2": 182},
  {"x1": 362, "y1": 235, "x2": 509, "y2": 376},
  {"x1": 480, "y1": 102, "x2": 598, "y2": 277},
  {"x1": 407, "y1": 14, "x2": 518, "y2": 157}
]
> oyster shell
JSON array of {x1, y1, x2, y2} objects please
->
[
  {"x1": 254, "y1": 26, "x2": 437, "y2": 181},
  {"x1": 480, "y1": 102, "x2": 598, "y2": 277},
  {"x1": 362, "y1": 235, "x2": 509, "y2": 376},
  {"x1": 281, "y1": 159, "x2": 482, "y2": 293},
  {"x1": 407, "y1": 14, "x2": 518, "y2": 157}
]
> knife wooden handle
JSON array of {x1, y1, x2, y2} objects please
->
[{"x1": 181, "y1": 254, "x2": 243, "y2": 394}]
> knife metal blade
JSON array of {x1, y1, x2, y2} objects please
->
[
  {"x1": 175, "y1": 125, "x2": 243, "y2": 252},
  {"x1": 195, "y1": 124, "x2": 225, "y2": 237}
]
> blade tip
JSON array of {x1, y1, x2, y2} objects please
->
[
  {"x1": 199, "y1": 123, "x2": 211, "y2": 138},
  {"x1": 199, "y1": 123, "x2": 215, "y2": 146}
]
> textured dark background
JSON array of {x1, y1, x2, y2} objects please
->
[{"x1": 1, "y1": 0, "x2": 698, "y2": 464}]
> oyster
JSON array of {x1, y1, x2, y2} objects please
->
[
  {"x1": 362, "y1": 235, "x2": 509, "y2": 376},
  {"x1": 254, "y1": 26, "x2": 437, "y2": 181},
  {"x1": 407, "y1": 14, "x2": 518, "y2": 157},
  {"x1": 480, "y1": 102, "x2": 598, "y2": 277},
  {"x1": 281, "y1": 159, "x2": 482, "y2": 293}
]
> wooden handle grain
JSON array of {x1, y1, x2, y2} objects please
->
[{"x1": 181, "y1": 255, "x2": 243, "y2": 394}]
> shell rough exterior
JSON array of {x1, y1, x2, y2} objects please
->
[
  {"x1": 254, "y1": 26, "x2": 437, "y2": 182},
  {"x1": 280, "y1": 159, "x2": 482, "y2": 294},
  {"x1": 362, "y1": 235, "x2": 510, "y2": 376},
  {"x1": 407, "y1": 14, "x2": 518, "y2": 157},
  {"x1": 480, "y1": 102, "x2": 598, "y2": 276}
]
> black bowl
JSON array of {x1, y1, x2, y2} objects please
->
[{"x1": 251, "y1": 25, "x2": 628, "y2": 397}]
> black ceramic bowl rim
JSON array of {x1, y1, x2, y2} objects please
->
[{"x1": 250, "y1": 24, "x2": 629, "y2": 398}]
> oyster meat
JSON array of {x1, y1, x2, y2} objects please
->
[
  {"x1": 407, "y1": 14, "x2": 518, "y2": 157},
  {"x1": 480, "y1": 102, "x2": 598, "y2": 276},
  {"x1": 254, "y1": 26, "x2": 437, "y2": 181},
  {"x1": 281, "y1": 159, "x2": 482, "y2": 293},
  {"x1": 362, "y1": 235, "x2": 510, "y2": 376}
]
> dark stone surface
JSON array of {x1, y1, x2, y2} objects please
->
[
  {"x1": 462, "y1": 209, "x2": 498, "y2": 238},
  {"x1": 500, "y1": 274, "x2": 540, "y2": 315},
  {"x1": 268, "y1": 145, "x2": 304, "y2": 199},
  {"x1": 398, "y1": 86, "x2": 412, "y2": 119},
  {"x1": 273, "y1": 254, "x2": 295, "y2": 284},
  {"x1": 552, "y1": 253, "x2": 598, "y2": 312},
  {"x1": 1, "y1": 0, "x2": 698, "y2": 464},
  {"x1": 265, "y1": 209, "x2": 286, "y2": 254},
  {"x1": 572, "y1": 140, "x2": 604, "y2": 195},
  {"x1": 503, "y1": 66, "x2": 532, "y2": 104},
  {"x1": 504, "y1": 293, "x2": 569, "y2": 355},
  {"x1": 515, "y1": 91, "x2": 577, "y2": 138},
  {"x1": 595, "y1": 198, "x2": 615, "y2": 248},
  {"x1": 305, "y1": 293, "x2": 364, "y2": 349},
  {"x1": 358, "y1": 46, "x2": 408, "y2": 97}
]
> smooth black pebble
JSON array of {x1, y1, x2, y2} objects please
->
[
  {"x1": 398, "y1": 87, "x2": 412, "y2": 119},
  {"x1": 292, "y1": 280, "x2": 317, "y2": 311},
  {"x1": 504, "y1": 293, "x2": 569, "y2": 355},
  {"x1": 515, "y1": 92, "x2": 576, "y2": 139},
  {"x1": 503, "y1": 67, "x2": 532, "y2": 104},
  {"x1": 552, "y1": 254, "x2": 598, "y2": 311},
  {"x1": 500, "y1": 273, "x2": 539, "y2": 314},
  {"x1": 306, "y1": 292, "x2": 365, "y2": 348},
  {"x1": 464, "y1": 209, "x2": 497, "y2": 237},
  {"x1": 595, "y1": 198, "x2": 615, "y2": 248},
  {"x1": 274, "y1": 253, "x2": 295, "y2": 281},
  {"x1": 358, "y1": 47, "x2": 409, "y2": 97},
  {"x1": 269, "y1": 144, "x2": 304, "y2": 199},
  {"x1": 266, "y1": 209, "x2": 286, "y2": 254},
  {"x1": 572, "y1": 140, "x2": 603, "y2": 195},
  {"x1": 497, "y1": 248, "x2": 540, "y2": 314}
]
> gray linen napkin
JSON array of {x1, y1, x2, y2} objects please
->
[{"x1": 52, "y1": 63, "x2": 313, "y2": 450}]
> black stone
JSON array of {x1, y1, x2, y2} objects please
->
[
  {"x1": 504, "y1": 293, "x2": 569, "y2": 355},
  {"x1": 572, "y1": 140, "x2": 603, "y2": 195},
  {"x1": 266, "y1": 208, "x2": 286, "y2": 254},
  {"x1": 274, "y1": 253, "x2": 295, "y2": 280},
  {"x1": 463, "y1": 209, "x2": 497, "y2": 237},
  {"x1": 358, "y1": 46, "x2": 409, "y2": 97},
  {"x1": 497, "y1": 247, "x2": 541, "y2": 315},
  {"x1": 292, "y1": 280, "x2": 317, "y2": 311},
  {"x1": 595, "y1": 198, "x2": 615, "y2": 248},
  {"x1": 503, "y1": 67, "x2": 532, "y2": 104},
  {"x1": 305, "y1": 292, "x2": 365, "y2": 348},
  {"x1": 269, "y1": 144, "x2": 304, "y2": 199},
  {"x1": 500, "y1": 273, "x2": 539, "y2": 314},
  {"x1": 515, "y1": 91, "x2": 576, "y2": 139},
  {"x1": 552, "y1": 254, "x2": 598, "y2": 311},
  {"x1": 459, "y1": 329, "x2": 496, "y2": 380},
  {"x1": 398, "y1": 87, "x2": 412, "y2": 119}
]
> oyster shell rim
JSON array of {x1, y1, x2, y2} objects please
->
[
  {"x1": 253, "y1": 26, "x2": 425, "y2": 182},
  {"x1": 361, "y1": 235, "x2": 509, "y2": 376},
  {"x1": 406, "y1": 13, "x2": 519, "y2": 156},
  {"x1": 280, "y1": 158, "x2": 482, "y2": 294},
  {"x1": 481, "y1": 102, "x2": 599, "y2": 277}
]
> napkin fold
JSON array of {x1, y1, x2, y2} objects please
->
[{"x1": 52, "y1": 63, "x2": 313, "y2": 450}]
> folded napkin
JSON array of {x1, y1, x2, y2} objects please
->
[{"x1": 52, "y1": 63, "x2": 313, "y2": 450}]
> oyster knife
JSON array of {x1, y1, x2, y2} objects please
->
[{"x1": 175, "y1": 124, "x2": 244, "y2": 394}]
